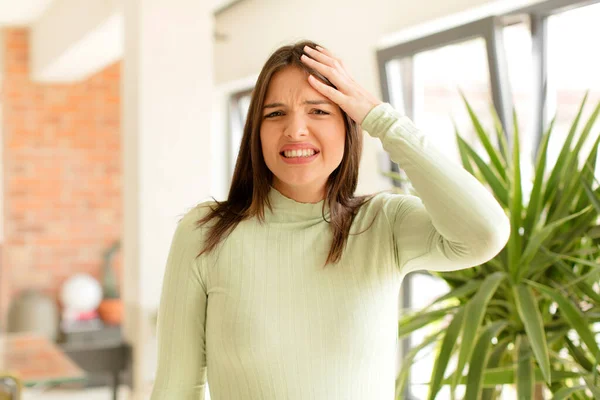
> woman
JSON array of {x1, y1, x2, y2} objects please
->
[{"x1": 150, "y1": 41, "x2": 510, "y2": 399}]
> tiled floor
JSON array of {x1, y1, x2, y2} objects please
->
[{"x1": 23, "y1": 386, "x2": 131, "y2": 400}]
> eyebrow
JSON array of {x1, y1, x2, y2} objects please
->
[{"x1": 263, "y1": 100, "x2": 333, "y2": 109}]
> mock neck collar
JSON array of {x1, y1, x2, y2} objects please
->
[{"x1": 264, "y1": 186, "x2": 331, "y2": 223}]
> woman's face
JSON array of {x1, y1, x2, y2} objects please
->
[{"x1": 260, "y1": 67, "x2": 346, "y2": 202}]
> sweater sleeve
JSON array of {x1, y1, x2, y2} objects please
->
[
  {"x1": 362, "y1": 103, "x2": 511, "y2": 275},
  {"x1": 150, "y1": 207, "x2": 208, "y2": 400}
]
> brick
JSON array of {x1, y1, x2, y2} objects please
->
[{"x1": 1, "y1": 28, "x2": 123, "y2": 324}]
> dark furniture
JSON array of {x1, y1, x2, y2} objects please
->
[{"x1": 57, "y1": 325, "x2": 132, "y2": 400}]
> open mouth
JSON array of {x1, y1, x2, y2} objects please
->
[{"x1": 279, "y1": 150, "x2": 320, "y2": 158}]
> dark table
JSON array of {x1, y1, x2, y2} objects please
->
[{"x1": 57, "y1": 325, "x2": 132, "y2": 400}]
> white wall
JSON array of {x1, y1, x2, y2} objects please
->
[
  {"x1": 122, "y1": 2, "x2": 215, "y2": 394},
  {"x1": 0, "y1": 29, "x2": 3, "y2": 243},
  {"x1": 213, "y1": 0, "x2": 544, "y2": 195}
]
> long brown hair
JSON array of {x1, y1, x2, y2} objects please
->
[{"x1": 197, "y1": 40, "x2": 377, "y2": 267}]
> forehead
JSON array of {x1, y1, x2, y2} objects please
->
[{"x1": 264, "y1": 67, "x2": 322, "y2": 101}]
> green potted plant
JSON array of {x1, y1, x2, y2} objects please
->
[
  {"x1": 390, "y1": 93, "x2": 600, "y2": 399},
  {"x1": 97, "y1": 240, "x2": 123, "y2": 325}
]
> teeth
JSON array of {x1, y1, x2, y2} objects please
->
[{"x1": 283, "y1": 149, "x2": 317, "y2": 158}]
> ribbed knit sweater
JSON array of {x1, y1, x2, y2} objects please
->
[{"x1": 149, "y1": 103, "x2": 511, "y2": 400}]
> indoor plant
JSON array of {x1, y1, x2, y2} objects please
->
[
  {"x1": 97, "y1": 240, "x2": 123, "y2": 325},
  {"x1": 391, "y1": 93, "x2": 600, "y2": 399}
]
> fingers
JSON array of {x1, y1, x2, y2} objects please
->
[
  {"x1": 307, "y1": 74, "x2": 346, "y2": 107},
  {"x1": 301, "y1": 52, "x2": 349, "y2": 92},
  {"x1": 314, "y1": 45, "x2": 333, "y2": 57},
  {"x1": 303, "y1": 46, "x2": 339, "y2": 69}
]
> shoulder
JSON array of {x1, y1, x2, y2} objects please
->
[{"x1": 173, "y1": 199, "x2": 219, "y2": 240}]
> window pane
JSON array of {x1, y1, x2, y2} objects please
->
[
  {"x1": 503, "y1": 22, "x2": 536, "y2": 201},
  {"x1": 413, "y1": 38, "x2": 493, "y2": 166},
  {"x1": 230, "y1": 93, "x2": 252, "y2": 176},
  {"x1": 389, "y1": 39, "x2": 492, "y2": 400},
  {"x1": 504, "y1": 22, "x2": 535, "y2": 139},
  {"x1": 547, "y1": 3, "x2": 600, "y2": 178}
]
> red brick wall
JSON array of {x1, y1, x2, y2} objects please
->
[{"x1": 1, "y1": 29, "x2": 122, "y2": 325}]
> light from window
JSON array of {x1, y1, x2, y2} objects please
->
[
  {"x1": 413, "y1": 38, "x2": 493, "y2": 167},
  {"x1": 547, "y1": 3, "x2": 600, "y2": 179}
]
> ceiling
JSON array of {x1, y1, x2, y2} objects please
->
[
  {"x1": 0, "y1": 0, "x2": 54, "y2": 26},
  {"x1": 0, "y1": 0, "x2": 242, "y2": 26}
]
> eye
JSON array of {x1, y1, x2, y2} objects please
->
[
  {"x1": 312, "y1": 109, "x2": 330, "y2": 115},
  {"x1": 264, "y1": 111, "x2": 284, "y2": 118}
]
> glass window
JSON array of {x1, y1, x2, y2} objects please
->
[
  {"x1": 413, "y1": 38, "x2": 493, "y2": 166},
  {"x1": 547, "y1": 3, "x2": 600, "y2": 177},
  {"x1": 504, "y1": 22, "x2": 535, "y2": 141},
  {"x1": 380, "y1": 3, "x2": 600, "y2": 400},
  {"x1": 503, "y1": 22, "x2": 536, "y2": 200},
  {"x1": 229, "y1": 91, "x2": 252, "y2": 178},
  {"x1": 387, "y1": 39, "x2": 493, "y2": 400}
]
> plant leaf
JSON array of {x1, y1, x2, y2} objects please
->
[
  {"x1": 461, "y1": 93, "x2": 508, "y2": 182},
  {"x1": 451, "y1": 272, "x2": 506, "y2": 392},
  {"x1": 395, "y1": 330, "x2": 443, "y2": 398},
  {"x1": 552, "y1": 385, "x2": 587, "y2": 400},
  {"x1": 428, "y1": 308, "x2": 465, "y2": 400},
  {"x1": 464, "y1": 321, "x2": 507, "y2": 400},
  {"x1": 522, "y1": 116, "x2": 554, "y2": 241},
  {"x1": 397, "y1": 306, "x2": 457, "y2": 339},
  {"x1": 489, "y1": 103, "x2": 511, "y2": 165},
  {"x1": 519, "y1": 206, "x2": 592, "y2": 272},
  {"x1": 508, "y1": 108, "x2": 523, "y2": 280},
  {"x1": 515, "y1": 336, "x2": 535, "y2": 400},
  {"x1": 456, "y1": 133, "x2": 509, "y2": 207},
  {"x1": 481, "y1": 337, "x2": 511, "y2": 400},
  {"x1": 543, "y1": 92, "x2": 588, "y2": 207},
  {"x1": 583, "y1": 376, "x2": 600, "y2": 399},
  {"x1": 549, "y1": 128, "x2": 600, "y2": 223},
  {"x1": 564, "y1": 99, "x2": 599, "y2": 173},
  {"x1": 527, "y1": 280, "x2": 600, "y2": 363},
  {"x1": 424, "y1": 280, "x2": 480, "y2": 311},
  {"x1": 543, "y1": 248, "x2": 600, "y2": 304},
  {"x1": 438, "y1": 367, "x2": 586, "y2": 386},
  {"x1": 455, "y1": 124, "x2": 477, "y2": 176},
  {"x1": 513, "y1": 284, "x2": 551, "y2": 383},
  {"x1": 565, "y1": 336, "x2": 595, "y2": 372},
  {"x1": 572, "y1": 132, "x2": 600, "y2": 211},
  {"x1": 582, "y1": 177, "x2": 600, "y2": 214}
]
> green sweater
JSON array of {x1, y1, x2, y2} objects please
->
[{"x1": 149, "y1": 103, "x2": 511, "y2": 400}]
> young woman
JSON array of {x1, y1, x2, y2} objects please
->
[{"x1": 150, "y1": 41, "x2": 510, "y2": 400}]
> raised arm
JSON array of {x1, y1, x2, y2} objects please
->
[
  {"x1": 364, "y1": 103, "x2": 511, "y2": 274},
  {"x1": 150, "y1": 208, "x2": 209, "y2": 399},
  {"x1": 299, "y1": 44, "x2": 510, "y2": 275}
]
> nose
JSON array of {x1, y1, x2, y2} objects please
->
[{"x1": 284, "y1": 113, "x2": 309, "y2": 139}]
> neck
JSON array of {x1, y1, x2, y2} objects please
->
[
  {"x1": 264, "y1": 185, "x2": 331, "y2": 223},
  {"x1": 272, "y1": 181, "x2": 326, "y2": 204}
]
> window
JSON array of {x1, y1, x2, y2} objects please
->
[
  {"x1": 228, "y1": 89, "x2": 253, "y2": 180},
  {"x1": 378, "y1": 1, "x2": 600, "y2": 398},
  {"x1": 503, "y1": 21, "x2": 536, "y2": 200},
  {"x1": 413, "y1": 38, "x2": 492, "y2": 164},
  {"x1": 546, "y1": 3, "x2": 600, "y2": 176}
]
